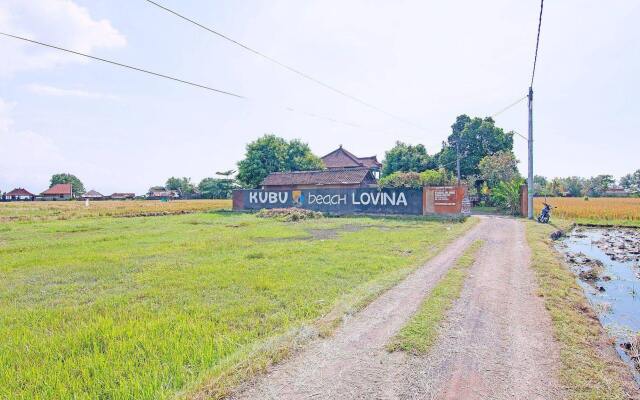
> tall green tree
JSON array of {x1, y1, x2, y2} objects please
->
[
  {"x1": 198, "y1": 178, "x2": 234, "y2": 199},
  {"x1": 165, "y1": 177, "x2": 196, "y2": 194},
  {"x1": 620, "y1": 169, "x2": 640, "y2": 192},
  {"x1": 237, "y1": 134, "x2": 323, "y2": 188},
  {"x1": 50, "y1": 173, "x2": 85, "y2": 197},
  {"x1": 478, "y1": 151, "x2": 520, "y2": 189},
  {"x1": 381, "y1": 141, "x2": 433, "y2": 176},
  {"x1": 437, "y1": 115, "x2": 515, "y2": 178},
  {"x1": 583, "y1": 175, "x2": 615, "y2": 197}
]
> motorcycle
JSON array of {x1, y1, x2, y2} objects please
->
[{"x1": 537, "y1": 202, "x2": 552, "y2": 223}]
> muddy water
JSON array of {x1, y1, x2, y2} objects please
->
[{"x1": 557, "y1": 227, "x2": 640, "y2": 383}]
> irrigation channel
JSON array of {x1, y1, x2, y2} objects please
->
[{"x1": 557, "y1": 227, "x2": 640, "y2": 384}]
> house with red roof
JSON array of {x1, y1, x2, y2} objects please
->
[
  {"x1": 41, "y1": 183, "x2": 73, "y2": 200},
  {"x1": 260, "y1": 146, "x2": 382, "y2": 190},
  {"x1": 321, "y1": 145, "x2": 382, "y2": 177},
  {"x1": 5, "y1": 188, "x2": 35, "y2": 201}
]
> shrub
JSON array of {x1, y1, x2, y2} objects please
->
[
  {"x1": 255, "y1": 208, "x2": 323, "y2": 222},
  {"x1": 491, "y1": 178, "x2": 525, "y2": 215},
  {"x1": 379, "y1": 169, "x2": 454, "y2": 189}
]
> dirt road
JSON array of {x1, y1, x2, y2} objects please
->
[{"x1": 229, "y1": 216, "x2": 563, "y2": 400}]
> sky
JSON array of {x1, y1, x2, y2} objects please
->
[{"x1": 0, "y1": 0, "x2": 638, "y2": 194}]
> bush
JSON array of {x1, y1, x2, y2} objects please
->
[
  {"x1": 379, "y1": 169, "x2": 454, "y2": 189},
  {"x1": 255, "y1": 208, "x2": 323, "y2": 222},
  {"x1": 491, "y1": 178, "x2": 524, "y2": 215}
]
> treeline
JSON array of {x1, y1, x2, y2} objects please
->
[{"x1": 534, "y1": 171, "x2": 640, "y2": 198}]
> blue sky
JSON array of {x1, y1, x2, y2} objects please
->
[{"x1": 0, "y1": 0, "x2": 638, "y2": 194}]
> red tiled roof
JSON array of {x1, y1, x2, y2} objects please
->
[
  {"x1": 358, "y1": 155, "x2": 382, "y2": 169},
  {"x1": 41, "y1": 183, "x2": 72, "y2": 195},
  {"x1": 6, "y1": 188, "x2": 34, "y2": 196},
  {"x1": 321, "y1": 146, "x2": 381, "y2": 169},
  {"x1": 262, "y1": 167, "x2": 374, "y2": 186}
]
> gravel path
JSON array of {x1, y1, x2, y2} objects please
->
[{"x1": 229, "y1": 216, "x2": 563, "y2": 399}]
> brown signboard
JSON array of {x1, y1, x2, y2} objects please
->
[{"x1": 423, "y1": 185, "x2": 467, "y2": 215}]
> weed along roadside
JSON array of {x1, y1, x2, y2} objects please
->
[{"x1": 525, "y1": 221, "x2": 639, "y2": 399}]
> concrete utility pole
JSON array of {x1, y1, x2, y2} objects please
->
[
  {"x1": 456, "y1": 138, "x2": 461, "y2": 186},
  {"x1": 527, "y1": 86, "x2": 534, "y2": 219}
]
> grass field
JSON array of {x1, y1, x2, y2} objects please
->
[
  {"x1": 534, "y1": 197, "x2": 640, "y2": 226},
  {"x1": 0, "y1": 204, "x2": 475, "y2": 399},
  {"x1": 0, "y1": 199, "x2": 231, "y2": 222}
]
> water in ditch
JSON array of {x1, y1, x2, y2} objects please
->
[{"x1": 556, "y1": 227, "x2": 640, "y2": 384}]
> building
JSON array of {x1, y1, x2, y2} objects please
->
[
  {"x1": 603, "y1": 186, "x2": 632, "y2": 197},
  {"x1": 146, "y1": 186, "x2": 179, "y2": 200},
  {"x1": 82, "y1": 190, "x2": 104, "y2": 200},
  {"x1": 260, "y1": 145, "x2": 382, "y2": 190},
  {"x1": 262, "y1": 167, "x2": 377, "y2": 190},
  {"x1": 109, "y1": 193, "x2": 135, "y2": 200},
  {"x1": 321, "y1": 145, "x2": 382, "y2": 178},
  {"x1": 41, "y1": 183, "x2": 73, "y2": 200},
  {"x1": 5, "y1": 188, "x2": 35, "y2": 201}
]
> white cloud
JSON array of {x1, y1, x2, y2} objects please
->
[
  {"x1": 0, "y1": 98, "x2": 65, "y2": 190},
  {"x1": 26, "y1": 83, "x2": 118, "y2": 100},
  {"x1": 0, "y1": 0, "x2": 126, "y2": 76}
]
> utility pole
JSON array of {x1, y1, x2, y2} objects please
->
[
  {"x1": 456, "y1": 138, "x2": 461, "y2": 186},
  {"x1": 527, "y1": 86, "x2": 534, "y2": 219}
]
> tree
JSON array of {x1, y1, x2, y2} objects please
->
[
  {"x1": 166, "y1": 177, "x2": 196, "y2": 194},
  {"x1": 491, "y1": 178, "x2": 525, "y2": 215},
  {"x1": 620, "y1": 169, "x2": 640, "y2": 192},
  {"x1": 381, "y1": 141, "x2": 433, "y2": 176},
  {"x1": 284, "y1": 139, "x2": 324, "y2": 172},
  {"x1": 198, "y1": 178, "x2": 234, "y2": 199},
  {"x1": 478, "y1": 151, "x2": 520, "y2": 189},
  {"x1": 237, "y1": 134, "x2": 323, "y2": 188},
  {"x1": 533, "y1": 175, "x2": 549, "y2": 196},
  {"x1": 563, "y1": 176, "x2": 584, "y2": 197},
  {"x1": 583, "y1": 175, "x2": 615, "y2": 197},
  {"x1": 50, "y1": 173, "x2": 85, "y2": 197},
  {"x1": 437, "y1": 115, "x2": 515, "y2": 178}
]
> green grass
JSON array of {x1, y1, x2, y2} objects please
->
[
  {"x1": 0, "y1": 211, "x2": 476, "y2": 399},
  {"x1": 525, "y1": 221, "x2": 634, "y2": 399},
  {"x1": 387, "y1": 240, "x2": 484, "y2": 354}
]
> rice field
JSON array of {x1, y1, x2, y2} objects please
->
[
  {"x1": 534, "y1": 197, "x2": 640, "y2": 226},
  {"x1": 0, "y1": 204, "x2": 476, "y2": 399},
  {"x1": 0, "y1": 199, "x2": 231, "y2": 222}
]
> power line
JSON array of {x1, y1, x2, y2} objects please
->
[
  {"x1": 530, "y1": 0, "x2": 544, "y2": 87},
  {"x1": 142, "y1": 0, "x2": 428, "y2": 133},
  {"x1": 0, "y1": 32, "x2": 244, "y2": 99},
  {"x1": 490, "y1": 95, "x2": 527, "y2": 119},
  {"x1": 0, "y1": 31, "x2": 418, "y2": 140}
]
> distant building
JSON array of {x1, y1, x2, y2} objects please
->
[
  {"x1": 82, "y1": 190, "x2": 104, "y2": 200},
  {"x1": 109, "y1": 193, "x2": 135, "y2": 200},
  {"x1": 603, "y1": 186, "x2": 632, "y2": 197},
  {"x1": 5, "y1": 188, "x2": 35, "y2": 201},
  {"x1": 260, "y1": 145, "x2": 382, "y2": 190},
  {"x1": 146, "y1": 186, "x2": 179, "y2": 200},
  {"x1": 41, "y1": 183, "x2": 73, "y2": 200},
  {"x1": 321, "y1": 145, "x2": 382, "y2": 178}
]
